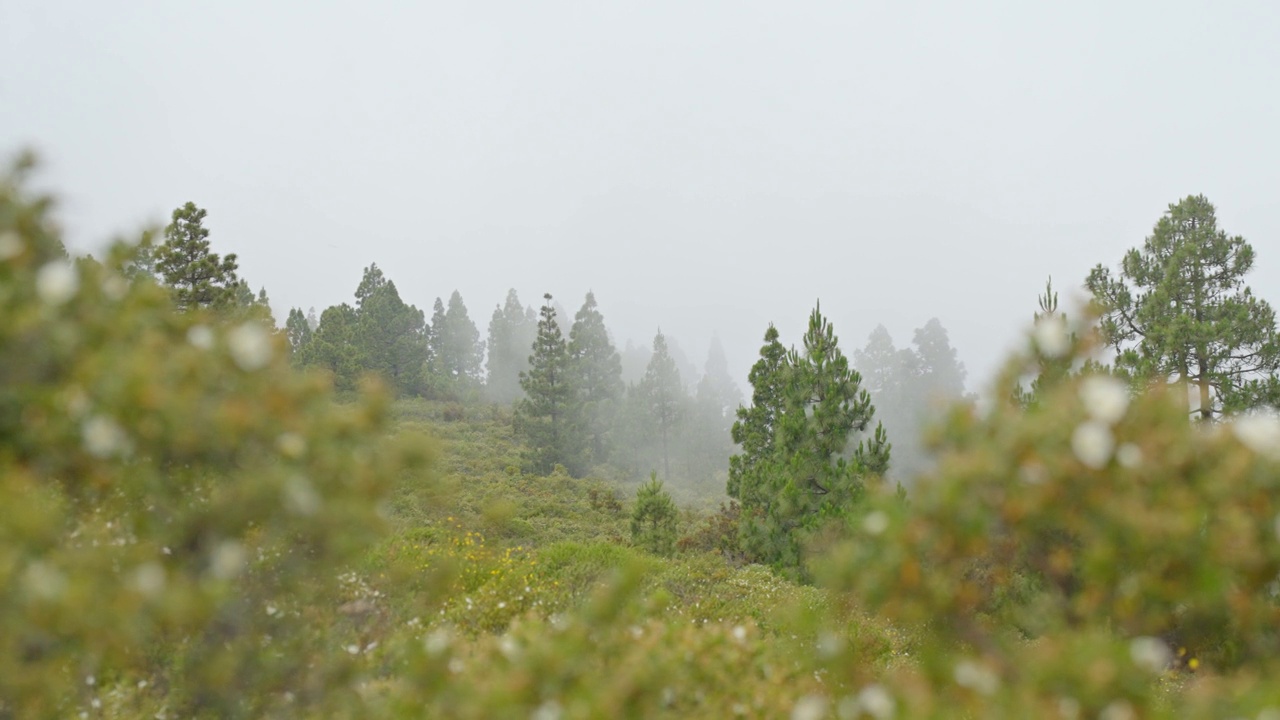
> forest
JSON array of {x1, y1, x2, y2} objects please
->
[{"x1": 6, "y1": 149, "x2": 1280, "y2": 719}]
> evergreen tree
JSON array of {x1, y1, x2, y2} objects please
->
[
  {"x1": 485, "y1": 289, "x2": 537, "y2": 404},
  {"x1": 154, "y1": 202, "x2": 242, "y2": 312},
  {"x1": 728, "y1": 326, "x2": 788, "y2": 504},
  {"x1": 426, "y1": 297, "x2": 447, "y2": 376},
  {"x1": 442, "y1": 291, "x2": 484, "y2": 383},
  {"x1": 735, "y1": 305, "x2": 889, "y2": 574},
  {"x1": 636, "y1": 331, "x2": 685, "y2": 481},
  {"x1": 1086, "y1": 195, "x2": 1280, "y2": 419},
  {"x1": 1015, "y1": 277, "x2": 1077, "y2": 409},
  {"x1": 568, "y1": 291, "x2": 624, "y2": 466},
  {"x1": 631, "y1": 474, "x2": 678, "y2": 556},
  {"x1": 515, "y1": 295, "x2": 580, "y2": 474},
  {"x1": 298, "y1": 304, "x2": 364, "y2": 391},
  {"x1": 305, "y1": 306, "x2": 319, "y2": 331},
  {"x1": 354, "y1": 267, "x2": 427, "y2": 396},
  {"x1": 912, "y1": 318, "x2": 967, "y2": 401},
  {"x1": 285, "y1": 307, "x2": 313, "y2": 358},
  {"x1": 684, "y1": 336, "x2": 742, "y2": 493},
  {"x1": 854, "y1": 325, "x2": 921, "y2": 482}
]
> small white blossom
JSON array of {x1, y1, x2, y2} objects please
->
[
  {"x1": 276, "y1": 432, "x2": 306, "y2": 459},
  {"x1": 1099, "y1": 700, "x2": 1136, "y2": 720},
  {"x1": 732, "y1": 625, "x2": 748, "y2": 643},
  {"x1": 425, "y1": 627, "x2": 452, "y2": 656},
  {"x1": 531, "y1": 700, "x2": 563, "y2": 720},
  {"x1": 345, "y1": 644, "x2": 360, "y2": 655},
  {"x1": 856, "y1": 684, "x2": 895, "y2": 719},
  {"x1": 1071, "y1": 420, "x2": 1114, "y2": 469},
  {"x1": 36, "y1": 260, "x2": 79, "y2": 305},
  {"x1": 210, "y1": 540, "x2": 247, "y2": 580},
  {"x1": 953, "y1": 659, "x2": 999, "y2": 695},
  {"x1": 1056, "y1": 696, "x2": 1080, "y2": 720},
  {"x1": 499, "y1": 635, "x2": 521, "y2": 660},
  {"x1": 0, "y1": 230, "x2": 24, "y2": 260},
  {"x1": 82, "y1": 415, "x2": 130, "y2": 458},
  {"x1": 282, "y1": 475, "x2": 321, "y2": 516},
  {"x1": 791, "y1": 693, "x2": 829, "y2": 720},
  {"x1": 130, "y1": 562, "x2": 167, "y2": 598},
  {"x1": 1129, "y1": 636, "x2": 1172, "y2": 673},
  {"x1": 187, "y1": 325, "x2": 215, "y2": 350},
  {"x1": 862, "y1": 511, "x2": 889, "y2": 536},
  {"x1": 1116, "y1": 443, "x2": 1142, "y2": 468},
  {"x1": 1033, "y1": 314, "x2": 1071, "y2": 358},
  {"x1": 1233, "y1": 413, "x2": 1280, "y2": 459},
  {"x1": 22, "y1": 561, "x2": 67, "y2": 600},
  {"x1": 1079, "y1": 376, "x2": 1129, "y2": 424},
  {"x1": 228, "y1": 322, "x2": 273, "y2": 371}
]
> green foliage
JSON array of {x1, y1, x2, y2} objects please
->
[
  {"x1": 153, "y1": 202, "x2": 244, "y2": 313},
  {"x1": 734, "y1": 305, "x2": 889, "y2": 575},
  {"x1": 0, "y1": 163, "x2": 426, "y2": 717},
  {"x1": 568, "y1": 291, "x2": 624, "y2": 467},
  {"x1": 516, "y1": 295, "x2": 582, "y2": 474},
  {"x1": 632, "y1": 474, "x2": 678, "y2": 556},
  {"x1": 285, "y1": 306, "x2": 313, "y2": 357},
  {"x1": 729, "y1": 325, "x2": 787, "y2": 504},
  {"x1": 484, "y1": 288, "x2": 537, "y2": 405},
  {"x1": 633, "y1": 331, "x2": 685, "y2": 480},
  {"x1": 298, "y1": 302, "x2": 365, "y2": 391},
  {"x1": 1087, "y1": 195, "x2": 1280, "y2": 420},
  {"x1": 355, "y1": 265, "x2": 428, "y2": 396},
  {"x1": 429, "y1": 290, "x2": 485, "y2": 389}
]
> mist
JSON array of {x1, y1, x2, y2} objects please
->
[{"x1": 5, "y1": 1, "x2": 1280, "y2": 402}]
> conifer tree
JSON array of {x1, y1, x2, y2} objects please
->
[
  {"x1": 285, "y1": 307, "x2": 313, "y2": 357},
  {"x1": 298, "y1": 304, "x2": 364, "y2": 391},
  {"x1": 485, "y1": 289, "x2": 537, "y2": 404},
  {"x1": 728, "y1": 325, "x2": 787, "y2": 503},
  {"x1": 515, "y1": 295, "x2": 580, "y2": 474},
  {"x1": 734, "y1": 305, "x2": 889, "y2": 574},
  {"x1": 912, "y1": 318, "x2": 967, "y2": 401},
  {"x1": 1086, "y1": 195, "x2": 1280, "y2": 419},
  {"x1": 442, "y1": 290, "x2": 484, "y2": 383},
  {"x1": 354, "y1": 268, "x2": 427, "y2": 396},
  {"x1": 154, "y1": 202, "x2": 242, "y2": 312},
  {"x1": 636, "y1": 331, "x2": 685, "y2": 481},
  {"x1": 631, "y1": 473, "x2": 678, "y2": 556},
  {"x1": 568, "y1": 291, "x2": 624, "y2": 466}
]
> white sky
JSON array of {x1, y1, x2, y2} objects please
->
[{"x1": 4, "y1": 1, "x2": 1279, "y2": 392}]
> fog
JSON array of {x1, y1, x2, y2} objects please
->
[{"x1": 4, "y1": 1, "x2": 1280, "y2": 390}]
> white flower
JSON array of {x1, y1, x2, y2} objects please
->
[
  {"x1": 856, "y1": 684, "x2": 895, "y2": 719},
  {"x1": 82, "y1": 415, "x2": 130, "y2": 458},
  {"x1": 36, "y1": 260, "x2": 79, "y2": 305},
  {"x1": 499, "y1": 635, "x2": 521, "y2": 660},
  {"x1": 1071, "y1": 421, "x2": 1114, "y2": 469},
  {"x1": 1233, "y1": 413, "x2": 1280, "y2": 459},
  {"x1": 1099, "y1": 700, "x2": 1135, "y2": 720},
  {"x1": 130, "y1": 562, "x2": 167, "y2": 598},
  {"x1": 22, "y1": 561, "x2": 67, "y2": 600},
  {"x1": 1116, "y1": 443, "x2": 1142, "y2": 468},
  {"x1": 1079, "y1": 376, "x2": 1129, "y2": 424},
  {"x1": 1033, "y1": 314, "x2": 1071, "y2": 358},
  {"x1": 791, "y1": 694, "x2": 828, "y2": 720},
  {"x1": 1129, "y1": 636, "x2": 1172, "y2": 673},
  {"x1": 531, "y1": 700, "x2": 563, "y2": 720},
  {"x1": 187, "y1": 325, "x2": 215, "y2": 350},
  {"x1": 0, "y1": 230, "x2": 23, "y2": 260},
  {"x1": 228, "y1": 322, "x2": 273, "y2": 370},
  {"x1": 210, "y1": 540, "x2": 247, "y2": 580},
  {"x1": 732, "y1": 625, "x2": 748, "y2": 643},
  {"x1": 862, "y1": 511, "x2": 889, "y2": 536},
  {"x1": 282, "y1": 475, "x2": 321, "y2": 516},
  {"x1": 953, "y1": 659, "x2": 999, "y2": 695},
  {"x1": 276, "y1": 432, "x2": 306, "y2": 459},
  {"x1": 424, "y1": 627, "x2": 452, "y2": 656}
]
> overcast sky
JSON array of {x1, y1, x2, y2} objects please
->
[{"x1": 4, "y1": 1, "x2": 1279, "y2": 393}]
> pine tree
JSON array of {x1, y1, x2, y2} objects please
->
[
  {"x1": 568, "y1": 291, "x2": 624, "y2": 466},
  {"x1": 286, "y1": 307, "x2": 313, "y2": 358},
  {"x1": 154, "y1": 202, "x2": 242, "y2": 312},
  {"x1": 728, "y1": 325, "x2": 788, "y2": 503},
  {"x1": 515, "y1": 294, "x2": 580, "y2": 474},
  {"x1": 298, "y1": 304, "x2": 364, "y2": 391},
  {"x1": 442, "y1": 290, "x2": 484, "y2": 383},
  {"x1": 684, "y1": 336, "x2": 742, "y2": 493},
  {"x1": 485, "y1": 289, "x2": 537, "y2": 404},
  {"x1": 636, "y1": 331, "x2": 685, "y2": 481},
  {"x1": 354, "y1": 266, "x2": 427, "y2": 396},
  {"x1": 631, "y1": 474, "x2": 678, "y2": 556},
  {"x1": 1086, "y1": 195, "x2": 1280, "y2": 419},
  {"x1": 912, "y1": 318, "x2": 966, "y2": 401},
  {"x1": 1015, "y1": 277, "x2": 1077, "y2": 409},
  {"x1": 736, "y1": 305, "x2": 889, "y2": 574},
  {"x1": 854, "y1": 325, "x2": 923, "y2": 482}
]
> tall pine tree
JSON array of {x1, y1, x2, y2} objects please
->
[
  {"x1": 568, "y1": 291, "x2": 624, "y2": 467},
  {"x1": 154, "y1": 202, "x2": 242, "y2": 312},
  {"x1": 515, "y1": 295, "x2": 580, "y2": 474},
  {"x1": 636, "y1": 331, "x2": 685, "y2": 481}
]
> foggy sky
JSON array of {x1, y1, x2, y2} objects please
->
[{"x1": 4, "y1": 1, "x2": 1279, "y2": 393}]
